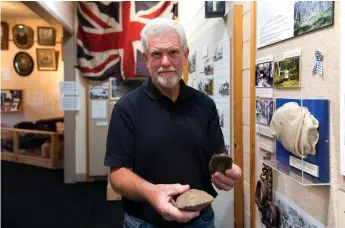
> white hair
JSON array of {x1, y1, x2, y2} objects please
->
[{"x1": 140, "y1": 18, "x2": 188, "y2": 53}]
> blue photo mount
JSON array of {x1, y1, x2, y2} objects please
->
[{"x1": 275, "y1": 98, "x2": 330, "y2": 183}]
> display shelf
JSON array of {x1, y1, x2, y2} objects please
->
[
  {"x1": 257, "y1": 98, "x2": 330, "y2": 186},
  {"x1": 0, "y1": 127, "x2": 63, "y2": 169}
]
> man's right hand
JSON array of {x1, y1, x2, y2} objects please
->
[{"x1": 146, "y1": 184, "x2": 201, "y2": 223}]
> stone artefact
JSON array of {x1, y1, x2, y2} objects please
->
[
  {"x1": 209, "y1": 155, "x2": 233, "y2": 175},
  {"x1": 175, "y1": 189, "x2": 214, "y2": 211},
  {"x1": 270, "y1": 102, "x2": 319, "y2": 158}
]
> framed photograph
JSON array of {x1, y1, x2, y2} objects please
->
[
  {"x1": 256, "y1": 99, "x2": 274, "y2": 125},
  {"x1": 36, "y1": 48, "x2": 57, "y2": 71},
  {"x1": 1, "y1": 89, "x2": 23, "y2": 112},
  {"x1": 273, "y1": 56, "x2": 300, "y2": 88},
  {"x1": 13, "y1": 24, "x2": 34, "y2": 49},
  {"x1": 1, "y1": 22, "x2": 9, "y2": 50},
  {"x1": 256, "y1": 61, "x2": 273, "y2": 87},
  {"x1": 205, "y1": 1, "x2": 225, "y2": 18},
  {"x1": 109, "y1": 77, "x2": 145, "y2": 101},
  {"x1": 38, "y1": 26, "x2": 56, "y2": 46}
]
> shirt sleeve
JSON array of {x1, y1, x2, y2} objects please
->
[
  {"x1": 208, "y1": 101, "x2": 228, "y2": 155},
  {"x1": 104, "y1": 101, "x2": 136, "y2": 168}
]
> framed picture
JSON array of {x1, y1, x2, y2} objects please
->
[
  {"x1": 36, "y1": 48, "x2": 57, "y2": 71},
  {"x1": 37, "y1": 26, "x2": 56, "y2": 46},
  {"x1": 109, "y1": 77, "x2": 145, "y2": 101},
  {"x1": 1, "y1": 22, "x2": 9, "y2": 50},
  {"x1": 205, "y1": 1, "x2": 225, "y2": 18},
  {"x1": 12, "y1": 24, "x2": 34, "y2": 49},
  {"x1": 1, "y1": 89, "x2": 23, "y2": 112}
]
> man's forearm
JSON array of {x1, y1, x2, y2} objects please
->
[{"x1": 109, "y1": 167, "x2": 155, "y2": 202}]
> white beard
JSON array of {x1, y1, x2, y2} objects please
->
[{"x1": 157, "y1": 73, "x2": 181, "y2": 88}]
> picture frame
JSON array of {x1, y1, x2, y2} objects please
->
[
  {"x1": 12, "y1": 24, "x2": 34, "y2": 49},
  {"x1": 1, "y1": 21, "x2": 9, "y2": 50},
  {"x1": 205, "y1": 1, "x2": 225, "y2": 18},
  {"x1": 36, "y1": 48, "x2": 57, "y2": 71},
  {"x1": 37, "y1": 26, "x2": 56, "y2": 46},
  {"x1": 109, "y1": 77, "x2": 145, "y2": 101},
  {"x1": 1, "y1": 89, "x2": 23, "y2": 112}
]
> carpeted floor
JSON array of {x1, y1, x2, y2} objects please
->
[{"x1": 1, "y1": 160, "x2": 124, "y2": 228}]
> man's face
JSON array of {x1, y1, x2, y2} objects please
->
[{"x1": 143, "y1": 32, "x2": 188, "y2": 88}]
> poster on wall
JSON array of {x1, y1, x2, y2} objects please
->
[
  {"x1": 257, "y1": 1, "x2": 334, "y2": 48},
  {"x1": 274, "y1": 190, "x2": 326, "y2": 228}
]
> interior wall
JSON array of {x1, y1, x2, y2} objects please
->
[
  {"x1": 255, "y1": 1, "x2": 342, "y2": 227},
  {"x1": 1, "y1": 17, "x2": 64, "y2": 127}
]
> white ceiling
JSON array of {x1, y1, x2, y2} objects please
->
[{"x1": 1, "y1": 1, "x2": 40, "y2": 19}]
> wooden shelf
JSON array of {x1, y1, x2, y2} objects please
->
[{"x1": 1, "y1": 127, "x2": 64, "y2": 169}]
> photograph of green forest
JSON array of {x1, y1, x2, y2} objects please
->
[
  {"x1": 273, "y1": 57, "x2": 300, "y2": 88},
  {"x1": 294, "y1": 1, "x2": 333, "y2": 36}
]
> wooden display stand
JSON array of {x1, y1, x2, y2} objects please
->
[{"x1": 1, "y1": 127, "x2": 64, "y2": 169}]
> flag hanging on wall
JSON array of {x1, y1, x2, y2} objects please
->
[{"x1": 77, "y1": 1, "x2": 178, "y2": 81}]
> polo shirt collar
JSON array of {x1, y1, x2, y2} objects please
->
[{"x1": 144, "y1": 76, "x2": 194, "y2": 101}]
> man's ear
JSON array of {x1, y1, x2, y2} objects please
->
[
  {"x1": 143, "y1": 52, "x2": 150, "y2": 68},
  {"x1": 184, "y1": 48, "x2": 190, "y2": 65}
]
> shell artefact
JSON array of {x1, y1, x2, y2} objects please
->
[{"x1": 270, "y1": 102, "x2": 319, "y2": 158}]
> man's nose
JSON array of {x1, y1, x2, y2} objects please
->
[{"x1": 161, "y1": 54, "x2": 171, "y2": 67}]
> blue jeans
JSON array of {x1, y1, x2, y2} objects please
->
[{"x1": 123, "y1": 206, "x2": 215, "y2": 228}]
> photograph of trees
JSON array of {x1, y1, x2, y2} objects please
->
[
  {"x1": 273, "y1": 57, "x2": 300, "y2": 88},
  {"x1": 294, "y1": 1, "x2": 334, "y2": 36}
]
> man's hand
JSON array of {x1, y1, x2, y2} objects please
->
[
  {"x1": 211, "y1": 163, "x2": 242, "y2": 191},
  {"x1": 146, "y1": 184, "x2": 201, "y2": 223}
]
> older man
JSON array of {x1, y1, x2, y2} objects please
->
[{"x1": 104, "y1": 18, "x2": 242, "y2": 228}]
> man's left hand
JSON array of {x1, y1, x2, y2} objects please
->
[{"x1": 211, "y1": 164, "x2": 242, "y2": 191}]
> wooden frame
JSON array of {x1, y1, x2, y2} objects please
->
[
  {"x1": 1, "y1": 127, "x2": 64, "y2": 169},
  {"x1": 250, "y1": 2, "x2": 257, "y2": 228},
  {"x1": 12, "y1": 24, "x2": 34, "y2": 49},
  {"x1": 37, "y1": 26, "x2": 56, "y2": 46},
  {"x1": 233, "y1": 4, "x2": 244, "y2": 227},
  {"x1": 1, "y1": 22, "x2": 9, "y2": 50},
  {"x1": 36, "y1": 48, "x2": 57, "y2": 71},
  {"x1": 1, "y1": 89, "x2": 23, "y2": 113}
]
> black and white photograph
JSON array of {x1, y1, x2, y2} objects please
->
[
  {"x1": 90, "y1": 85, "x2": 108, "y2": 99},
  {"x1": 109, "y1": 77, "x2": 144, "y2": 100},
  {"x1": 188, "y1": 50, "x2": 196, "y2": 73},
  {"x1": 204, "y1": 58, "x2": 214, "y2": 75},
  {"x1": 275, "y1": 190, "x2": 325, "y2": 228},
  {"x1": 214, "y1": 44, "x2": 223, "y2": 61},
  {"x1": 38, "y1": 26, "x2": 56, "y2": 46},
  {"x1": 205, "y1": 1, "x2": 226, "y2": 18},
  {"x1": 256, "y1": 61, "x2": 273, "y2": 87},
  {"x1": 197, "y1": 76, "x2": 213, "y2": 96},
  {"x1": 216, "y1": 80, "x2": 230, "y2": 98},
  {"x1": 256, "y1": 99, "x2": 274, "y2": 125},
  {"x1": 216, "y1": 102, "x2": 230, "y2": 129}
]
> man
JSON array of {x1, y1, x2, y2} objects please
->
[{"x1": 104, "y1": 18, "x2": 242, "y2": 228}]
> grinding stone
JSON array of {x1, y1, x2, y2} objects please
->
[
  {"x1": 175, "y1": 189, "x2": 214, "y2": 211},
  {"x1": 209, "y1": 155, "x2": 233, "y2": 175}
]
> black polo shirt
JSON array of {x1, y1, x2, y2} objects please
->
[{"x1": 104, "y1": 77, "x2": 227, "y2": 227}]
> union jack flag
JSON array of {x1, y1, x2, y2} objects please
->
[{"x1": 77, "y1": 1, "x2": 178, "y2": 81}]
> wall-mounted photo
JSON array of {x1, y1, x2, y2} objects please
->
[
  {"x1": 109, "y1": 77, "x2": 145, "y2": 101},
  {"x1": 36, "y1": 48, "x2": 57, "y2": 71},
  {"x1": 38, "y1": 26, "x2": 56, "y2": 46},
  {"x1": 205, "y1": 1, "x2": 225, "y2": 18},
  {"x1": 213, "y1": 44, "x2": 223, "y2": 62},
  {"x1": 1, "y1": 22, "x2": 9, "y2": 50},
  {"x1": 294, "y1": 1, "x2": 334, "y2": 36},
  {"x1": 188, "y1": 50, "x2": 196, "y2": 73},
  {"x1": 197, "y1": 76, "x2": 214, "y2": 96},
  {"x1": 274, "y1": 56, "x2": 300, "y2": 88},
  {"x1": 256, "y1": 99, "x2": 274, "y2": 125},
  {"x1": 204, "y1": 58, "x2": 214, "y2": 75},
  {"x1": 256, "y1": 61, "x2": 273, "y2": 87},
  {"x1": 13, "y1": 24, "x2": 34, "y2": 49},
  {"x1": 13, "y1": 52, "x2": 34, "y2": 77}
]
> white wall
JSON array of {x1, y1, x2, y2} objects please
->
[
  {"x1": 179, "y1": 1, "x2": 234, "y2": 227},
  {"x1": 37, "y1": 1, "x2": 74, "y2": 34}
]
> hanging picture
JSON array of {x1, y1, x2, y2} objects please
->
[
  {"x1": 13, "y1": 52, "x2": 34, "y2": 77},
  {"x1": 273, "y1": 56, "x2": 300, "y2": 88},
  {"x1": 257, "y1": 1, "x2": 334, "y2": 48},
  {"x1": 205, "y1": 1, "x2": 225, "y2": 18},
  {"x1": 12, "y1": 24, "x2": 34, "y2": 49},
  {"x1": 1, "y1": 22, "x2": 9, "y2": 50},
  {"x1": 256, "y1": 61, "x2": 273, "y2": 88},
  {"x1": 36, "y1": 48, "x2": 57, "y2": 71},
  {"x1": 109, "y1": 77, "x2": 145, "y2": 101},
  {"x1": 37, "y1": 26, "x2": 56, "y2": 46}
]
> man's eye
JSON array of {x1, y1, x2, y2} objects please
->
[
  {"x1": 152, "y1": 52, "x2": 161, "y2": 57},
  {"x1": 169, "y1": 50, "x2": 179, "y2": 55}
]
